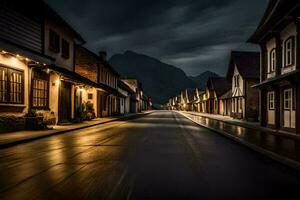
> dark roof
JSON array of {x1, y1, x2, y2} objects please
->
[
  {"x1": 220, "y1": 90, "x2": 232, "y2": 100},
  {"x1": 227, "y1": 51, "x2": 260, "y2": 80},
  {"x1": 43, "y1": 2, "x2": 85, "y2": 44},
  {"x1": 0, "y1": 38, "x2": 54, "y2": 64},
  {"x1": 186, "y1": 88, "x2": 196, "y2": 101},
  {"x1": 207, "y1": 77, "x2": 232, "y2": 97},
  {"x1": 248, "y1": 0, "x2": 300, "y2": 43},
  {"x1": 118, "y1": 80, "x2": 135, "y2": 94},
  {"x1": 49, "y1": 64, "x2": 121, "y2": 96}
]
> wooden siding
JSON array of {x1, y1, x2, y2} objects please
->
[{"x1": 0, "y1": 4, "x2": 42, "y2": 53}]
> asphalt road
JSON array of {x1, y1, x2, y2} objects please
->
[{"x1": 0, "y1": 111, "x2": 300, "y2": 200}]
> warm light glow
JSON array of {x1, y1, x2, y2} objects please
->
[
  {"x1": 1, "y1": 50, "x2": 7, "y2": 54},
  {"x1": 55, "y1": 79, "x2": 60, "y2": 86},
  {"x1": 79, "y1": 87, "x2": 85, "y2": 92}
]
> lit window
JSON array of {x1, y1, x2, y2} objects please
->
[
  {"x1": 284, "y1": 37, "x2": 295, "y2": 67},
  {"x1": 0, "y1": 65, "x2": 24, "y2": 104},
  {"x1": 32, "y1": 69, "x2": 49, "y2": 108},
  {"x1": 268, "y1": 91, "x2": 275, "y2": 110}
]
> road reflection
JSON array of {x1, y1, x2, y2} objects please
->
[{"x1": 183, "y1": 113, "x2": 300, "y2": 162}]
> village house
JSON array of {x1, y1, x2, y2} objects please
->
[
  {"x1": 118, "y1": 79, "x2": 135, "y2": 115},
  {"x1": 0, "y1": 0, "x2": 55, "y2": 131},
  {"x1": 42, "y1": 3, "x2": 88, "y2": 124},
  {"x1": 226, "y1": 51, "x2": 260, "y2": 121},
  {"x1": 220, "y1": 90, "x2": 232, "y2": 116},
  {"x1": 75, "y1": 46, "x2": 120, "y2": 118},
  {"x1": 122, "y1": 79, "x2": 144, "y2": 113},
  {"x1": 203, "y1": 77, "x2": 232, "y2": 114},
  {"x1": 248, "y1": 0, "x2": 300, "y2": 133},
  {"x1": 194, "y1": 89, "x2": 205, "y2": 112},
  {"x1": 182, "y1": 89, "x2": 196, "y2": 111},
  {"x1": 0, "y1": 0, "x2": 99, "y2": 127}
]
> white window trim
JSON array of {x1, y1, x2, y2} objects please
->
[
  {"x1": 283, "y1": 89, "x2": 292, "y2": 110},
  {"x1": 268, "y1": 91, "x2": 275, "y2": 110},
  {"x1": 284, "y1": 37, "x2": 295, "y2": 67},
  {"x1": 270, "y1": 49, "x2": 276, "y2": 72}
]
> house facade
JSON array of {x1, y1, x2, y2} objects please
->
[
  {"x1": 203, "y1": 77, "x2": 231, "y2": 115},
  {"x1": 226, "y1": 51, "x2": 260, "y2": 121},
  {"x1": 0, "y1": 1, "x2": 54, "y2": 131},
  {"x1": 220, "y1": 90, "x2": 232, "y2": 116},
  {"x1": 122, "y1": 79, "x2": 143, "y2": 113},
  {"x1": 249, "y1": 0, "x2": 300, "y2": 133},
  {"x1": 43, "y1": 3, "x2": 87, "y2": 124},
  {"x1": 118, "y1": 80, "x2": 135, "y2": 115},
  {"x1": 75, "y1": 46, "x2": 121, "y2": 119}
]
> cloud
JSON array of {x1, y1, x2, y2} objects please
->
[{"x1": 46, "y1": 0, "x2": 267, "y2": 76}]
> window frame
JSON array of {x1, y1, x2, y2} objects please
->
[
  {"x1": 284, "y1": 36, "x2": 295, "y2": 67},
  {"x1": 31, "y1": 69, "x2": 50, "y2": 109},
  {"x1": 49, "y1": 29, "x2": 60, "y2": 53},
  {"x1": 269, "y1": 48, "x2": 276, "y2": 73},
  {"x1": 268, "y1": 91, "x2": 275, "y2": 110},
  {"x1": 283, "y1": 89, "x2": 292, "y2": 110},
  {"x1": 61, "y1": 38, "x2": 70, "y2": 59},
  {"x1": 0, "y1": 65, "x2": 24, "y2": 104}
]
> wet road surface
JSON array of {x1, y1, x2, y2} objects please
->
[
  {"x1": 0, "y1": 111, "x2": 300, "y2": 199},
  {"x1": 182, "y1": 112, "x2": 300, "y2": 163}
]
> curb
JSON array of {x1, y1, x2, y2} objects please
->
[
  {"x1": 178, "y1": 112, "x2": 300, "y2": 172},
  {"x1": 183, "y1": 112, "x2": 300, "y2": 141},
  {"x1": 0, "y1": 112, "x2": 152, "y2": 149}
]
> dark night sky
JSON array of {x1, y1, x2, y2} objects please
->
[{"x1": 46, "y1": 0, "x2": 268, "y2": 76}]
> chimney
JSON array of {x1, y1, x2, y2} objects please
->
[{"x1": 99, "y1": 51, "x2": 107, "y2": 61}]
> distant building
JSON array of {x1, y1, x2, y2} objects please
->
[
  {"x1": 75, "y1": 46, "x2": 120, "y2": 118},
  {"x1": 203, "y1": 77, "x2": 231, "y2": 114},
  {"x1": 226, "y1": 51, "x2": 260, "y2": 121},
  {"x1": 248, "y1": 0, "x2": 300, "y2": 133}
]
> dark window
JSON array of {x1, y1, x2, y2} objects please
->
[
  {"x1": 49, "y1": 29, "x2": 60, "y2": 53},
  {"x1": 88, "y1": 93, "x2": 93, "y2": 100},
  {"x1": 32, "y1": 69, "x2": 49, "y2": 109},
  {"x1": 0, "y1": 65, "x2": 24, "y2": 104},
  {"x1": 61, "y1": 39, "x2": 70, "y2": 59},
  {"x1": 103, "y1": 96, "x2": 107, "y2": 111}
]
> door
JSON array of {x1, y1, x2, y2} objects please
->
[
  {"x1": 283, "y1": 89, "x2": 295, "y2": 128},
  {"x1": 97, "y1": 91, "x2": 103, "y2": 118},
  {"x1": 59, "y1": 81, "x2": 72, "y2": 123}
]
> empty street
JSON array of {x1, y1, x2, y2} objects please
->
[{"x1": 0, "y1": 111, "x2": 299, "y2": 200}]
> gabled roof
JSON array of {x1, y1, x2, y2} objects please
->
[
  {"x1": 186, "y1": 88, "x2": 197, "y2": 102},
  {"x1": 248, "y1": 0, "x2": 300, "y2": 43},
  {"x1": 118, "y1": 80, "x2": 135, "y2": 94},
  {"x1": 207, "y1": 77, "x2": 231, "y2": 97},
  {"x1": 49, "y1": 64, "x2": 121, "y2": 96},
  {"x1": 227, "y1": 51, "x2": 260, "y2": 80},
  {"x1": 220, "y1": 90, "x2": 232, "y2": 100}
]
